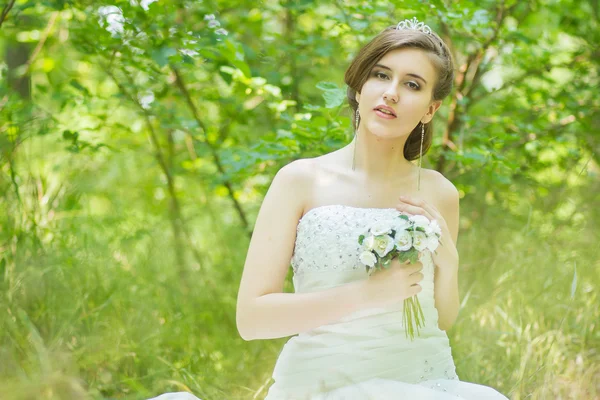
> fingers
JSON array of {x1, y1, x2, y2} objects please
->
[
  {"x1": 404, "y1": 262, "x2": 423, "y2": 274},
  {"x1": 407, "y1": 271, "x2": 424, "y2": 285},
  {"x1": 396, "y1": 196, "x2": 441, "y2": 222},
  {"x1": 409, "y1": 284, "x2": 422, "y2": 296},
  {"x1": 397, "y1": 205, "x2": 434, "y2": 221},
  {"x1": 399, "y1": 196, "x2": 436, "y2": 216}
]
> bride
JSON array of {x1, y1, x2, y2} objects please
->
[{"x1": 149, "y1": 18, "x2": 509, "y2": 400}]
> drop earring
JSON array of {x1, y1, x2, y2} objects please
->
[
  {"x1": 418, "y1": 122, "x2": 425, "y2": 191},
  {"x1": 353, "y1": 108, "x2": 360, "y2": 171}
]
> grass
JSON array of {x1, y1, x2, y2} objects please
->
[{"x1": 1, "y1": 153, "x2": 598, "y2": 400}]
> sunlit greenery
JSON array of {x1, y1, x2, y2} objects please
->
[{"x1": 1, "y1": 0, "x2": 598, "y2": 399}]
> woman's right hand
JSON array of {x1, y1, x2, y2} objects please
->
[{"x1": 360, "y1": 257, "x2": 424, "y2": 309}]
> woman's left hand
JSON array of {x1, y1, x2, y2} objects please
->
[{"x1": 396, "y1": 195, "x2": 458, "y2": 272}]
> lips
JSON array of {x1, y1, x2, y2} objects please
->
[{"x1": 373, "y1": 105, "x2": 397, "y2": 117}]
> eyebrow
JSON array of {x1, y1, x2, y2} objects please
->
[{"x1": 373, "y1": 64, "x2": 428, "y2": 84}]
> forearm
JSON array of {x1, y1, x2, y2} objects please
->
[
  {"x1": 434, "y1": 264, "x2": 460, "y2": 331},
  {"x1": 237, "y1": 280, "x2": 367, "y2": 341}
]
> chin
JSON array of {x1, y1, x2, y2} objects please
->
[{"x1": 366, "y1": 125, "x2": 404, "y2": 140}]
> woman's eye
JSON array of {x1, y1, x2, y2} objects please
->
[{"x1": 373, "y1": 72, "x2": 419, "y2": 90}]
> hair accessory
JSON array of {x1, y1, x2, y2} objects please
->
[{"x1": 396, "y1": 17, "x2": 432, "y2": 35}]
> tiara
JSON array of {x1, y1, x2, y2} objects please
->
[{"x1": 395, "y1": 17, "x2": 432, "y2": 35}]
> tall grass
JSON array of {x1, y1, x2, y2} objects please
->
[{"x1": 1, "y1": 148, "x2": 598, "y2": 399}]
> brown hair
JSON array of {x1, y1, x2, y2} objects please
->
[{"x1": 344, "y1": 25, "x2": 455, "y2": 161}]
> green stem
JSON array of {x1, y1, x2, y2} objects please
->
[{"x1": 403, "y1": 296, "x2": 426, "y2": 340}]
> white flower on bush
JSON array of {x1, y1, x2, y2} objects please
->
[
  {"x1": 359, "y1": 251, "x2": 377, "y2": 267},
  {"x1": 98, "y1": 6, "x2": 125, "y2": 36},
  {"x1": 370, "y1": 222, "x2": 392, "y2": 236},
  {"x1": 373, "y1": 235, "x2": 395, "y2": 258},
  {"x1": 138, "y1": 91, "x2": 155, "y2": 109},
  {"x1": 412, "y1": 231, "x2": 429, "y2": 252},
  {"x1": 394, "y1": 230, "x2": 413, "y2": 252}
]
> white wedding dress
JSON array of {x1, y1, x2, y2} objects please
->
[{"x1": 149, "y1": 205, "x2": 509, "y2": 400}]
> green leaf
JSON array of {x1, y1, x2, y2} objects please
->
[
  {"x1": 429, "y1": 0, "x2": 448, "y2": 12},
  {"x1": 316, "y1": 81, "x2": 346, "y2": 108},
  {"x1": 69, "y1": 79, "x2": 90, "y2": 95},
  {"x1": 398, "y1": 252, "x2": 409, "y2": 263},
  {"x1": 349, "y1": 19, "x2": 369, "y2": 31},
  {"x1": 151, "y1": 46, "x2": 178, "y2": 68},
  {"x1": 461, "y1": 151, "x2": 487, "y2": 162},
  {"x1": 402, "y1": 247, "x2": 419, "y2": 264},
  {"x1": 62, "y1": 130, "x2": 78, "y2": 142}
]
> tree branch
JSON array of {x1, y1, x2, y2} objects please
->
[
  {"x1": 437, "y1": 2, "x2": 521, "y2": 173},
  {"x1": 22, "y1": 12, "x2": 59, "y2": 76},
  {"x1": 468, "y1": 58, "x2": 581, "y2": 108},
  {"x1": 170, "y1": 65, "x2": 251, "y2": 237},
  {"x1": 0, "y1": 0, "x2": 16, "y2": 29},
  {"x1": 104, "y1": 64, "x2": 200, "y2": 280}
]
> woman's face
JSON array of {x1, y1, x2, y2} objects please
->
[{"x1": 356, "y1": 47, "x2": 441, "y2": 139}]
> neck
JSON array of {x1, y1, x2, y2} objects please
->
[{"x1": 347, "y1": 128, "x2": 419, "y2": 187}]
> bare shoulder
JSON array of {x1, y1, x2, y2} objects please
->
[
  {"x1": 427, "y1": 169, "x2": 459, "y2": 202},
  {"x1": 272, "y1": 158, "x2": 315, "y2": 210},
  {"x1": 426, "y1": 169, "x2": 460, "y2": 243},
  {"x1": 276, "y1": 157, "x2": 315, "y2": 183}
]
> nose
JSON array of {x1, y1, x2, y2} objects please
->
[{"x1": 383, "y1": 87, "x2": 398, "y2": 103}]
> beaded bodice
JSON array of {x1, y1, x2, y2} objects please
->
[{"x1": 291, "y1": 204, "x2": 436, "y2": 297}]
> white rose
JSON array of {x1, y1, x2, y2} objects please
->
[
  {"x1": 359, "y1": 250, "x2": 377, "y2": 267},
  {"x1": 412, "y1": 231, "x2": 428, "y2": 252},
  {"x1": 409, "y1": 214, "x2": 431, "y2": 230},
  {"x1": 394, "y1": 230, "x2": 413, "y2": 252},
  {"x1": 428, "y1": 220, "x2": 442, "y2": 236},
  {"x1": 373, "y1": 235, "x2": 395, "y2": 258},
  {"x1": 364, "y1": 235, "x2": 376, "y2": 251},
  {"x1": 426, "y1": 234, "x2": 440, "y2": 252},
  {"x1": 394, "y1": 218, "x2": 411, "y2": 231},
  {"x1": 370, "y1": 222, "x2": 392, "y2": 236}
]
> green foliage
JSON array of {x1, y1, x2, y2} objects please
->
[
  {"x1": 397, "y1": 247, "x2": 419, "y2": 265},
  {"x1": 0, "y1": 0, "x2": 599, "y2": 399}
]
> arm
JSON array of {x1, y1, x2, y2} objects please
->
[
  {"x1": 236, "y1": 159, "x2": 368, "y2": 341},
  {"x1": 433, "y1": 178, "x2": 460, "y2": 331}
]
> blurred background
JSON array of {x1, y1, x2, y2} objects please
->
[{"x1": 0, "y1": 0, "x2": 598, "y2": 399}]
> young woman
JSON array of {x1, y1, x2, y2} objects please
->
[{"x1": 149, "y1": 18, "x2": 509, "y2": 400}]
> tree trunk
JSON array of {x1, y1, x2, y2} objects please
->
[{"x1": 6, "y1": 41, "x2": 31, "y2": 99}]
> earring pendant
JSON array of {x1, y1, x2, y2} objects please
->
[
  {"x1": 418, "y1": 122, "x2": 424, "y2": 191},
  {"x1": 353, "y1": 109, "x2": 360, "y2": 171}
]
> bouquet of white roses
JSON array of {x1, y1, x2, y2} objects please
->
[{"x1": 357, "y1": 213, "x2": 442, "y2": 340}]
